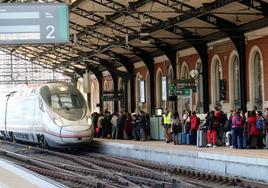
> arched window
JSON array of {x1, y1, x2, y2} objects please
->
[
  {"x1": 180, "y1": 63, "x2": 190, "y2": 111},
  {"x1": 215, "y1": 60, "x2": 222, "y2": 105},
  {"x1": 254, "y1": 52, "x2": 263, "y2": 106},
  {"x1": 156, "y1": 69, "x2": 163, "y2": 108},
  {"x1": 181, "y1": 64, "x2": 189, "y2": 80},
  {"x1": 233, "y1": 56, "x2": 240, "y2": 106}
]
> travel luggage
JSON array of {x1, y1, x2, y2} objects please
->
[
  {"x1": 197, "y1": 130, "x2": 207, "y2": 147},
  {"x1": 186, "y1": 133, "x2": 192, "y2": 145},
  {"x1": 181, "y1": 133, "x2": 187, "y2": 144},
  {"x1": 242, "y1": 134, "x2": 247, "y2": 149},
  {"x1": 249, "y1": 136, "x2": 257, "y2": 149}
]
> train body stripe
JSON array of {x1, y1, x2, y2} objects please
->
[{"x1": 45, "y1": 129, "x2": 89, "y2": 138}]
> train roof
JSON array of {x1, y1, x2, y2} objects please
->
[{"x1": 5, "y1": 82, "x2": 76, "y2": 99}]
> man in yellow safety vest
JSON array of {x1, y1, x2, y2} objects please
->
[{"x1": 162, "y1": 108, "x2": 172, "y2": 143}]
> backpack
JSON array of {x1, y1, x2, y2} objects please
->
[
  {"x1": 256, "y1": 118, "x2": 264, "y2": 131},
  {"x1": 233, "y1": 115, "x2": 243, "y2": 126}
]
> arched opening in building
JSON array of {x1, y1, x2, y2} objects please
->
[
  {"x1": 229, "y1": 51, "x2": 240, "y2": 110},
  {"x1": 180, "y1": 62, "x2": 190, "y2": 112},
  {"x1": 211, "y1": 56, "x2": 222, "y2": 108},
  {"x1": 156, "y1": 68, "x2": 163, "y2": 109},
  {"x1": 135, "y1": 72, "x2": 143, "y2": 112},
  {"x1": 249, "y1": 46, "x2": 264, "y2": 111},
  {"x1": 103, "y1": 79, "x2": 113, "y2": 113},
  {"x1": 181, "y1": 63, "x2": 189, "y2": 80},
  {"x1": 90, "y1": 79, "x2": 99, "y2": 113}
]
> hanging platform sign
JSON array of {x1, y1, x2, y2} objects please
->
[
  {"x1": 176, "y1": 88, "x2": 190, "y2": 96},
  {"x1": 0, "y1": 3, "x2": 69, "y2": 45}
]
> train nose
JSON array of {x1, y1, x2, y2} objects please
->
[{"x1": 60, "y1": 125, "x2": 93, "y2": 143}]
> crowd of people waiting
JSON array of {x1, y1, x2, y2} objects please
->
[
  {"x1": 162, "y1": 106, "x2": 268, "y2": 149},
  {"x1": 92, "y1": 106, "x2": 268, "y2": 149},
  {"x1": 91, "y1": 110, "x2": 150, "y2": 141}
]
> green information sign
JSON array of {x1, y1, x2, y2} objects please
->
[
  {"x1": 0, "y1": 3, "x2": 69, "y2": 45},
  {"x1": 183, "y1": 89, "x2": 190, "y2": 96},
  {"x1": 169, "y1": 83, "x2": 175, "y2": 96},
  {"x1": 176, "y1": 88, "x2": 190, "y2": 96}
]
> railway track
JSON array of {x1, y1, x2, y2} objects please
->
[
  {"x1": 86, "y1": 153, "x2": 268, "y2": 188},
  {"x1": 0, "y1": 140, "x2": 267, "y2": 188}
]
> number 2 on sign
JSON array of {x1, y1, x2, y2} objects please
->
[{"x1": 46, "y1": 25, "x2": 55, "y2": 39}]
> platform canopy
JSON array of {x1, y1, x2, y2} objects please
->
[{"x1": 0, "y1": 0, "x2": 267, "y2": 78}]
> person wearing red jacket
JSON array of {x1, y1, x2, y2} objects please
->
[
  {"x1": 190, "y1": 111, "x2": 199, "y2": 145},
  {"x1": 246, "y1": 110, "x2": 260, "y2": 149}
]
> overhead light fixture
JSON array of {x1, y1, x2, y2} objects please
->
[
  {"x1": 65, "y1": 68, "x2": 74, "y2": 73},
  {"x1": 140, "y1": 32, "x2": 150, "y2": 37},
  {"x1": 72, "y1": 64, "x2": 86, "y2": 69},
  {"x1": 140, "y1": 40, "x2": 151, "y2": 44}
]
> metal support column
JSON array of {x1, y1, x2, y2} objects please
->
[
  {"x1": 198, "y1": 44, "x2": 210, "y2": 113},
  {"x1": 112, "y1": 75, "x2": 119, "y2": 113},
  {"x1": 123, "y1": 79, "x2": 129, "y2": 112},
  {"x1": 130, "y1": 77, "x2": 135, "y2": 113},
  {"x1": 148, "y1": 62, "x2": 155, "y2": 114},
  {"x1": 133, "y1": 47, "x2": 155, "y2": 114},
  {"x1": 236, "y1": 37, "x2": 247, "y2": 112},
  {"x1": 97, "y1": 74, "x2": 103, "y2": 112}
]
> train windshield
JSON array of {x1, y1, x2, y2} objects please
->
[
  {"x1": 51, "y1": 94, "x2": 82, "y2": 109},
  {"x1": 40, "y1": 84, "x2": 86, "y2": 121},
  {"x1": 50, "y1": 93, "x2": 85, "y2": 121}
]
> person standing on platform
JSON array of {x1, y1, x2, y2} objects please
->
[
  {"x1": 247, "y1": 110, "x2": 259, "y2": 149},
  {"x1": 124, "y1": 113, "x2": 133, "y2": 140},
  {"x1": 214, "y1": 107, "x2": 222, "y2": 144},
  {"x1": 103, "y1": 110, "x2": 112, "y2": 138},
  {"x1": 97, "y1": 112, "x2": 104, "y2": 138},
  {"x1": 171, "y1": 111, "x2": 181, "y2": 145},
  {"x1": 132, "y1": 113, "x2": 140, "y2": 141},
  {"x1": 117, "y1": 111, "x2": 127, "y2": 139},
  {"x1": 144, "y1": 113, "x2": 151, "y2": 140},
  {"x1": 162, "y1": 108, "x2": 172, "y2": 143},
  {"x1": 224, "y1": 110, "x2": 234, "y2": 147},
  {"x1": 190, "y1": 111, "x2": 199, "y2": 145},
  {"x1": 231, "y1": 109, "x2": 245, "y2": 149},
  {"x1": 206, "y1": 111, "x2": 217, "y2": 147},
  {"x1": 256, "y1": 111, "x2": 265, "y2": 149},
  {"x1": 110, "y1": 112, "x2": 119, "y2": 139},
  {"x1": 139, "y1": 111, "x2": 146, "y2": 141}
]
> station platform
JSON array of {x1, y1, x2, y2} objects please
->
[
  {"x1": 0, "y1": 159, "x2": 65, "y2": 188},
  {"x1": 92, "y1": 138, "x2": 268, "y2": 184}
]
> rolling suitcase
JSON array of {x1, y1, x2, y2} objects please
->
[
  {"x1": 249, "y1": 136, "x2": 257, "y2": 149},
  {"x1": 197, "y1": 130, "x2": 207, "y2": 147},
  {"x1": 242, "y1": 134, "x2": 247, "y2": 149},
  {"x1": 181, "y1": 133, "x2": 187, "y2": 144},
  {"x1": 186, "y1": 133, "x2": 192, "y2": 145}
]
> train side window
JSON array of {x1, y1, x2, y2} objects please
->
[{"x1": 39, "y1": 99, "x2": 44, "y2": 112}]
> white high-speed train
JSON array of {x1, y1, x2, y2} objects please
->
[{"x1": 0, "y1": 82, "x2": 94, "y2": 148}]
